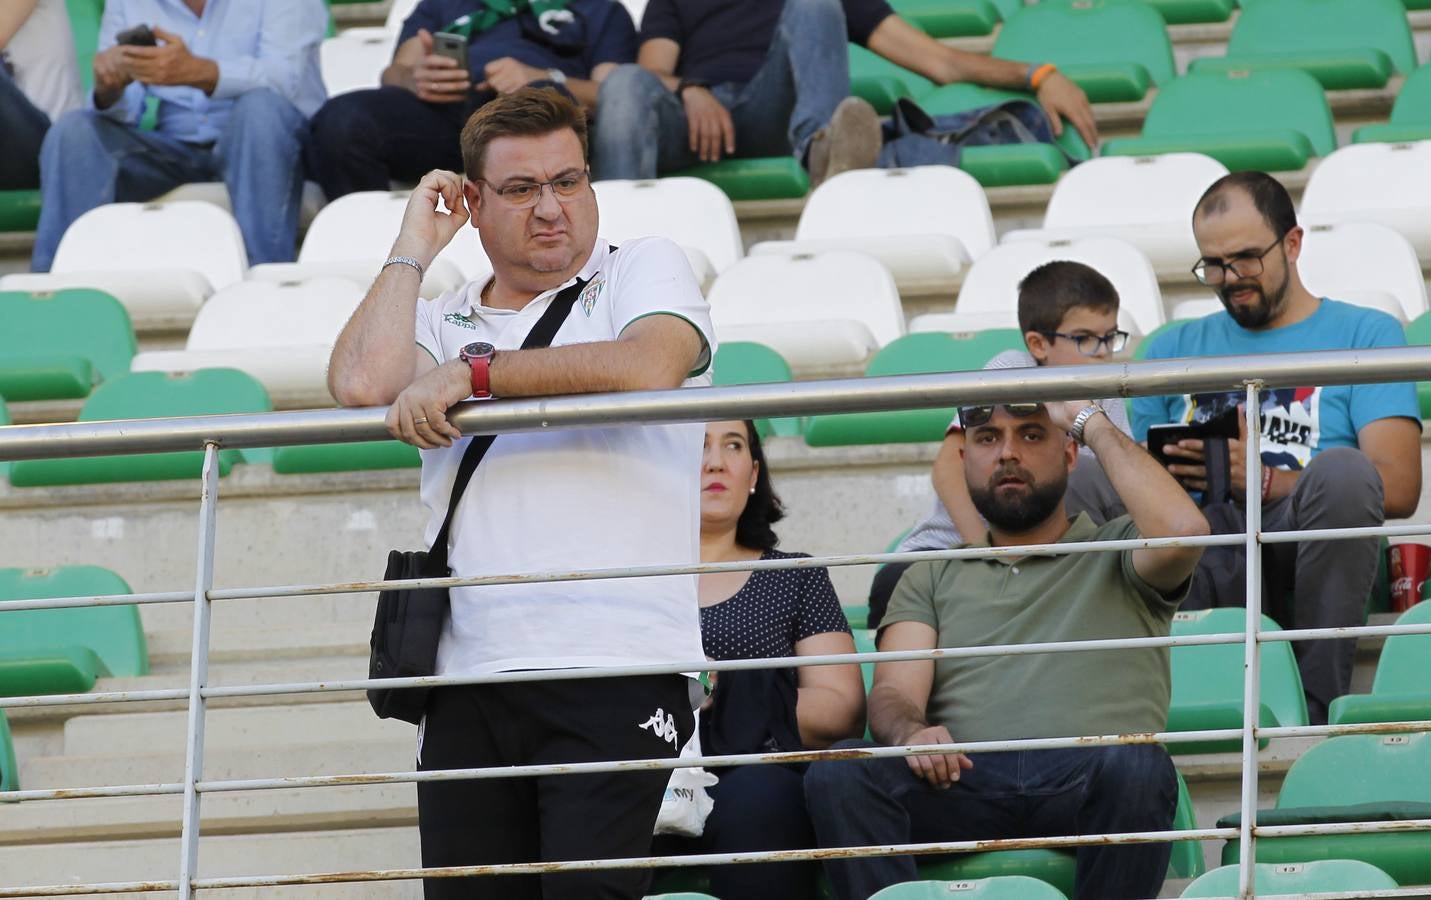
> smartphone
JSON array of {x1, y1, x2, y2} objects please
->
[
  {"x1": 1147, "y1": 413, "x2": 1240, "y2": 470},
  {"x1": 431, "y1": 31, "x2": 469, "y2": 72},
  {"x1": 115, "y1": 24, "x2": 157, "y2": 47}
]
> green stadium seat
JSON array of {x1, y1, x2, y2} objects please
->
[
  {"x1": 1328, "y1": 600, "x2": 1431, "y2": 726},
  {"x1": 1354, "y1": 64, "x2": 1431, "y2": 143},
  {"x1": 0, "y1": 566, "x2": 148, "y2": 697},
  {"x1": 1219, "y1": 732, "x2": 1431, "y2": 885},
  {"x1": 8, "y1": 369, "x2": 271, "y2": 486},
  {"x1": 0, "y1": 191, "x2": 40, "y2": 234},
  {"x1": 917, "y1": 85, "x2": 1091, "y2": 187},
  {"x1": 66, "y1": 0, "x2": 103, "y2": 96},
  {"x1": 850, "y1": 44, "x2": 936, "y2": 115},
  {"x1": 0, "y1": 290, "x2": 136, "y2": 402},
  {"x1": 1104, "y1": 69, "x2": 1336, "y2": 171},
  {"x1": 271, "y1": 437, "x2": 419, "y2": 475},
  {"x1": 711, "y1": 341, "x2": 801, "y2": 438},
  {"x1": 1181, "y1": 860, "x2": 1398, "y2": 896},
  {"x1": 1398, "y1": 311, "x2": 1431, "y2": 418},
  {"x1": 678, "y1": 158, "x2": 810, "y2": 201},
  {"x1": 1139, "y1": 0, "x2": 1236, "y2": 25},
  {"x1": 0, "y1": 396, "x2": 10, "y2": 482},
  {"x1": 0, "y1": 710, "x2": 14, "y2": 792},
  {"x1": 842, "y1": 604, "x2": 869, "y2": 631},
  {"x1": 803, "y1": 330, "x2": 1026, "y2": 447},
  {"x1": 993, "y1": 1, "x2": 1176, "y2": 104},
  {"x1": 1166, "y1": 608, "x2": 1308, "y2": 754},
  {"x1": 1192, "y1": 0, "x2": 1417, "y2": 91},
  {"x1": 871, "y1": 876, "x2": 1067, "y2": 899},
  {"x1": 887, "y1": 0, "x2": 1010, "y2": 37},
  {"x1": 647, "y1": 870, "x2": 712, "y2": 896}
]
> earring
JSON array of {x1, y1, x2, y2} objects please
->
[{"x1": 749, "y1": 487, "x2": 756, "y2": 495}]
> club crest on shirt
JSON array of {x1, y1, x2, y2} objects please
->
[
  {"x1": 578, "y1": 278, "x2": 604, "y2": 317},
  {"x1": 443, "y1": 312, "x2": 478, "y2": 330}
]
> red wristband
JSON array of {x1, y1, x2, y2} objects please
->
[
  {"x1": 1261, "y1": 466, "x2": 1274, "y2": 503},
  {"x1": 469, "y1": 354, "x2": 491, "y2": 399}
]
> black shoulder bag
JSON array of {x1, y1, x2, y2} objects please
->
[{"x1": 367, "y1": 273, "x2": 592, "y2": 723}]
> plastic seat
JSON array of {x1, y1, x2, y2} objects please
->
[
  {"x1": 1220, "y1": 732, "x2": 1431, "y2": 885},
  {"x1": 676, "y1": 157, "x2": 809, "y2": 201},
  {"x1": 1402, "y1": 313, "x2": 1431, "y2": 418},
  {"x1": 1001, "y1": 154, "x2": 1229, "y2": 275},
  {"x1": 1181, "y1": 860, "x2": 1398, "y2": 897},
  {"x1": 870, "y1": 876, "x2": 1067, "y2": 899},
  {"x1": 711, "y1": 342, "x2": 800, "y2": 438},
  {"x1": 952, "y1": 236, "x2": 1165, "y2": 337},
  {"x1": 1104, "y1": 69, "x2": 1336, "y2": 172},
  {"x1": 1299, "y1": 222, "x2": 1428, "y2": 323},
  {"x1": 0, "y1": 202, "x2": 248, "y2": 324},
  {"x1": 749, "y1": 167, "x2": 996, "y2": 295},
  {"x1": 1301, "y1": 142, "x2": 1431, "y2": 262},
  {"x1": 0, "y1": 566, "x2": 148, "y2": 697},
  {"x1": 849, "y1": 43, "x2": 935, "y2": 114},
  {"x1": 0, "y1": 710, "x2": 14, "y2": 791},
  {"x1": 1139, "y1": 0, "x2": 1235, "y2": 23},
  {"x1": 802, "y1": 330, "x2": 1026, "y2": 447},
  {"x1": 0, "y1": 397, "x2": 10, "y2": 482},
  {"x1": 993, "y1": 1, "x2": 1175, "y2": 103},
  {"x1": 1195, "y1": 0, "x2": 1417, "y2": 90},
  {"x1": 917, "y1": 85, "x2": 1091, "y2": 187},
  {"x1": 1328, "y1": 600, "x2": 1431, "y2": 725},
  {"x1": 1166, "y1": 608, "x2": 1309, "y2": 754},
  {"x1": 593, "y1": 177, "x2": 744, "y2": 272},
  {"x1": 0, "y1": 289, "x2": 136, "y2": 401},
  {"x1": 1354, "y1": 63, "x2": 1431, "y2": 143},
  {"x1": 0, "y1": 190, "x2": 40, "y2": 233},
  {"x1": 707, "y1": 251, "x2": 904, "y2": 369},
  {"x1": 293, "y1": 190, "x2": 491, "y2": 280},
  {"x1": 1169, "y1": 298, "x2": 1225, "y2": 322},
  {"x1": 887, "y1": 0, "x2": 1017, "y2": 37},
  {"x1": 129, "y1": 277, "x2": 364, "y2": 403},
  {"x1": 320, "y1": 33, "x2": 393, "y2": 96},
  {"x1": 8, "y1": 369, "x2": 271, "y2": 486}
]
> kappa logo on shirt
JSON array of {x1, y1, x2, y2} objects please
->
[
  {"x1": 578, "y1": 278, "x2": 604, "y2": 317},
  {"x1": 638, "y1": 706, "x2": 679, "y2": 749},
  {"x1": 442, "y1": 312, "x2": 479, "y2": 331}
]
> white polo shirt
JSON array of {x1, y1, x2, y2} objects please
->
[{"x1": 414, "y1": 237, "x2": 715, "y2": 676}]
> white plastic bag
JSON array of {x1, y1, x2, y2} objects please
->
[{"x1": 653, "y1": 711, "x2": 718, "y2": 837}]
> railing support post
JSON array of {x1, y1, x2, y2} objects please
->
[{"x1": 1237, "y1": 384, "x2": 1265, "y2": 899}]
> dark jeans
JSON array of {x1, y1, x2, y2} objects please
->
[
  {"x1": 655, "y1": 763, "x2": 818, "y2": 900},
  {"x1": 0, "y1": 65, "x2": 50, "y2": 190},
  {"x1": 805, "y1": 742, "x2": 1177, "y2": 900},
  {"x1": 591, "y1": 0, "x2": 850, "y2": 179}
]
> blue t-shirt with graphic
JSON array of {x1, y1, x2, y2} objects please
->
[{"x1": 1131, "y1": 299, "x2": 1420, "y2": 472}]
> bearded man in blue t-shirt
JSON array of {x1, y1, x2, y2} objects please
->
[{"x1": 1131, "y1": 171, "x2": 1423, "y2": 725}]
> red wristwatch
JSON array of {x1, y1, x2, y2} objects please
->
[{"x1": 458, "y1": 341, "x2": 496, "y2": 399}]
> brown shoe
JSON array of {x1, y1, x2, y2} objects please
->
[{"x1": 807, "y1": 97, "x2": 882, "y2": 190}]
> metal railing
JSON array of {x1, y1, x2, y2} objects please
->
[{"x1": 2, "y1": 347, "x2": 1431, "y2": 900}]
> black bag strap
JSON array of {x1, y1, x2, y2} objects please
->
[{"x1": 422, "y1": 268, "x2": 598, "y2": 573}]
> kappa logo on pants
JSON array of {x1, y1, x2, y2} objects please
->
[{"x1": 637, "y1": 707, "x2": 679, "y2": 749}]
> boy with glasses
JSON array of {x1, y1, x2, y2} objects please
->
[
  {"x1": 1132, "y1": 170, "x2": 1422, "y2": 724},
  {"x1": 868, "y1": 259, "x2": 1136, "y2": 628}
]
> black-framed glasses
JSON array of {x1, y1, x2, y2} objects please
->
[
  {"x1": 958, "y1": 403, "x2": 1044, "y2": 429},
  {"x1": 1191, "y1": 234, "x2": 1286, "y2": 286},
  {"x1": 1042, "y1": 329, "x2": 1130, "y2": 356},
  {"x1": 475, "y1": 170, "x2": 590, "y2": 208}
]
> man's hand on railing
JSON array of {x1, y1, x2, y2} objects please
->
[
  {"x1": 385, "y1": 360, "x2": 471, "y2": 449},
  {"x1": 897, "y1": 724, "x2": 973, "y2": 789}
]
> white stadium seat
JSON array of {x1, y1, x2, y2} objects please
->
[
  {"x1": 247, "y1": 257, "x2": 466, "y2": 300},
  {"x1": 149, "y1": 179, "x2": 327, "y2": 230},
  {"x1": 1299, "y1": 222, "x2": 1427, "y2": 323},
  {"x1": 320, "y1": 32, "x2": 394, "y2": 97},
  {"x1": 749, "y1": 166, "x2": 996, "y2": 295},
  {"x1": 950, "y1": 235, "x2": 1166, "y2": 337},
  {"x1": 1171, "y1": 297, "x2": 1224, "y2": 321},
  {"x1": 0, "y1": 201, "x2": 247, "y2": 327},
  {"x1": 1002, "y1": 153, "x2": 1229, "y2": 276},
  {"x1": 1300, "y1": 141, "x2": 1431, "y2": 261},
  {"x1": 129, "y1": 277, "x2": 366, "y2": 404},
  {"x1": 707, "y1": 250, "x2": 904, "y2": 369},
  {"x1": 594, "y1": 177, "x2": 744, "y2": 273}
]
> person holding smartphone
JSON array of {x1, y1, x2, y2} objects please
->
[{"x1": 308, "y1": 0, "x2": 637, "y2": 202}]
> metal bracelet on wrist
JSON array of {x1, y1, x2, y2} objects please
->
[
  {"x1": 1069, "y1": 404, "x2": 1106, "y2": 446},
  {"x1": 382, "y1": 255, "x2": 424, "y2": 278}
]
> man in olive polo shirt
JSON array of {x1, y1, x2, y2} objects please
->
[{"x1": 805, "y1": 400, "x2": 1209, "y2": 900}]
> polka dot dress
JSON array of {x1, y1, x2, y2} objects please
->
[{"x1": 700, "y1": 549, "x2": 852, "y2": 661}]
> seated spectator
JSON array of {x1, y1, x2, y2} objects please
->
[
  {"x1": 31, "y1": 0, "x2": 327, "y2": 271},
  {"x1": 308, "y1": 0, "x2": 635, "y2": 200},
  {"x1": 868, "y1": 260, "x2": 1133, "y2": 628},
  {"x1": 805, "y1": 400, "x2": 1208, "y2": 900},
  {"x1": 657, "y1": 419, "x2": 864, "y2": 900},
  {"x1": 0, "y1": 0, "x2": 82, "y2": 190},
  {"x1": 591, "y1": 0, "x2": 1096, "y2": 185},
  {"x1": 1132, "y1": 171, "x2": 1423, "y2": 725}
]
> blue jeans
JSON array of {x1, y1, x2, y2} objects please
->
[
  {"x1": 0, "y1": 65, "x2": 51, "y2": 190},
  {"x1": 32, "y1": 88, "x2": 308, "y2": 271},
  {"x1": 591, "y1": 0, "x2": 850, "y2": 180},
  {"x1": 804, "y1": 741, "x2": 1177, "y2": 900}
]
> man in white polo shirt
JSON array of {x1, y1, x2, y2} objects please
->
[{"x1": 328, "y1": 87, "x2": 713, "y2": 900}]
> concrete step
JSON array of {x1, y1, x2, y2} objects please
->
[
  {"x1": 0, "y1": 826, "x2": 421, "y2": 899},
  {"x1": 143, "y1": 620, "x2": 372, "y2": 667}
]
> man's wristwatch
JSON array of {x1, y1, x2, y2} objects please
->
[
  {"x1": 1069, "y1": 404, "x2": 1107, "y2": 446},
  {"x1": 458, "y1": 341, "x2": 496, "y2": 399}
]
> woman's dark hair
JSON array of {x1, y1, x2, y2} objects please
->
[{"x1": 735, "y1": 420, "x2": 785, "y2": 552}]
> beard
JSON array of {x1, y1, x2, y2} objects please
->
[
  {"x1": 1218, "y1": 272, "x2": 1290, "y2": 329},
  {"x1": 967, "y1": 465, "x2": 1068, "y2": 534}
]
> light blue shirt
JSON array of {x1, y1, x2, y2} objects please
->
[
  {"x1": 95, "y1": 0, "x2": 327, "y2": 143},
  {"x1": 1131, "y1": 298, "x2": 1420, "y2": 472}
]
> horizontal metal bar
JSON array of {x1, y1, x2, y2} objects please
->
[
  {"x1": 0, "y1": 687, "x2": 189, "y2": 710},
  {"x1": 1256, "y1": 818, "x2": 1431, "y2": 839},
  {"x1": 0, "y1": 781, "x2": 183, "y2": 802},
  {"x1": 1257, "y1": 720, "x2": 1431, "y2": 740},
  {"x1": 1, "y1": 347, "x2": 1427, "y2": 460},
  {"x1": 1262, "y1": 621, "x2": 1431, "y2": 645},
  {"x1": 1191, "y1": 891, "x2": 1431, "y2": 900},
  {"x1": 1260, "y1": 521, "x2": 1431, "y2": 544},
  {"x1": 0, "y1": 590, "x2": 192, "y2": 614},
  {"x1": 0, "y1": 880, "x2": 180, "y2": 898}
]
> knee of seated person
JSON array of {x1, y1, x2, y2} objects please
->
[
  {"x1": 1300, "y1": 447, "x2": 1383, "y2": 520},
  {"x1": 1090, "y1": 745, "x2": 1175, "y2": 811},
  {"x1": 781, "y1": 0, "x2": 844, "y2": 25},
  {"x1": 804, "y1": 740, "x2": 877, "y2": 797},
  {"x1": 230, "y1": 88, "x2": 302, "y2": 136},
  {"x1": 596, "y1": 63, "x2": 659, "y2": 111},
  {"x1": 44, "y1": 108, "x2": 105, "y2": 147},
  {"x1": 309, "y1": 92, "x2": 370, "y2": 147}
]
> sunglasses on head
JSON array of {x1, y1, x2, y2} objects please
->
[{"x1": 958, "y1": 403, "x2": 1044, "y2": 429}]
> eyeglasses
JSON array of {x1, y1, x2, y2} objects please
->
[
  {"x1": 1191, "y1": 234, "x2": 1286, "y2": 286},
  {"x1": 957, "y1": 403, "x2": 1044, "y2": 429},
  {"x1": 1042, "y1": 329, "x2": 1130, "y2": 356},
  {"x1": 475, "y1": 170, "x2": 590, "y2": 208}
]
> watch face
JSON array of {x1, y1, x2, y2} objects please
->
[{"x1": 460, "y1": 341, "x2": 495, "y2": 361}]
